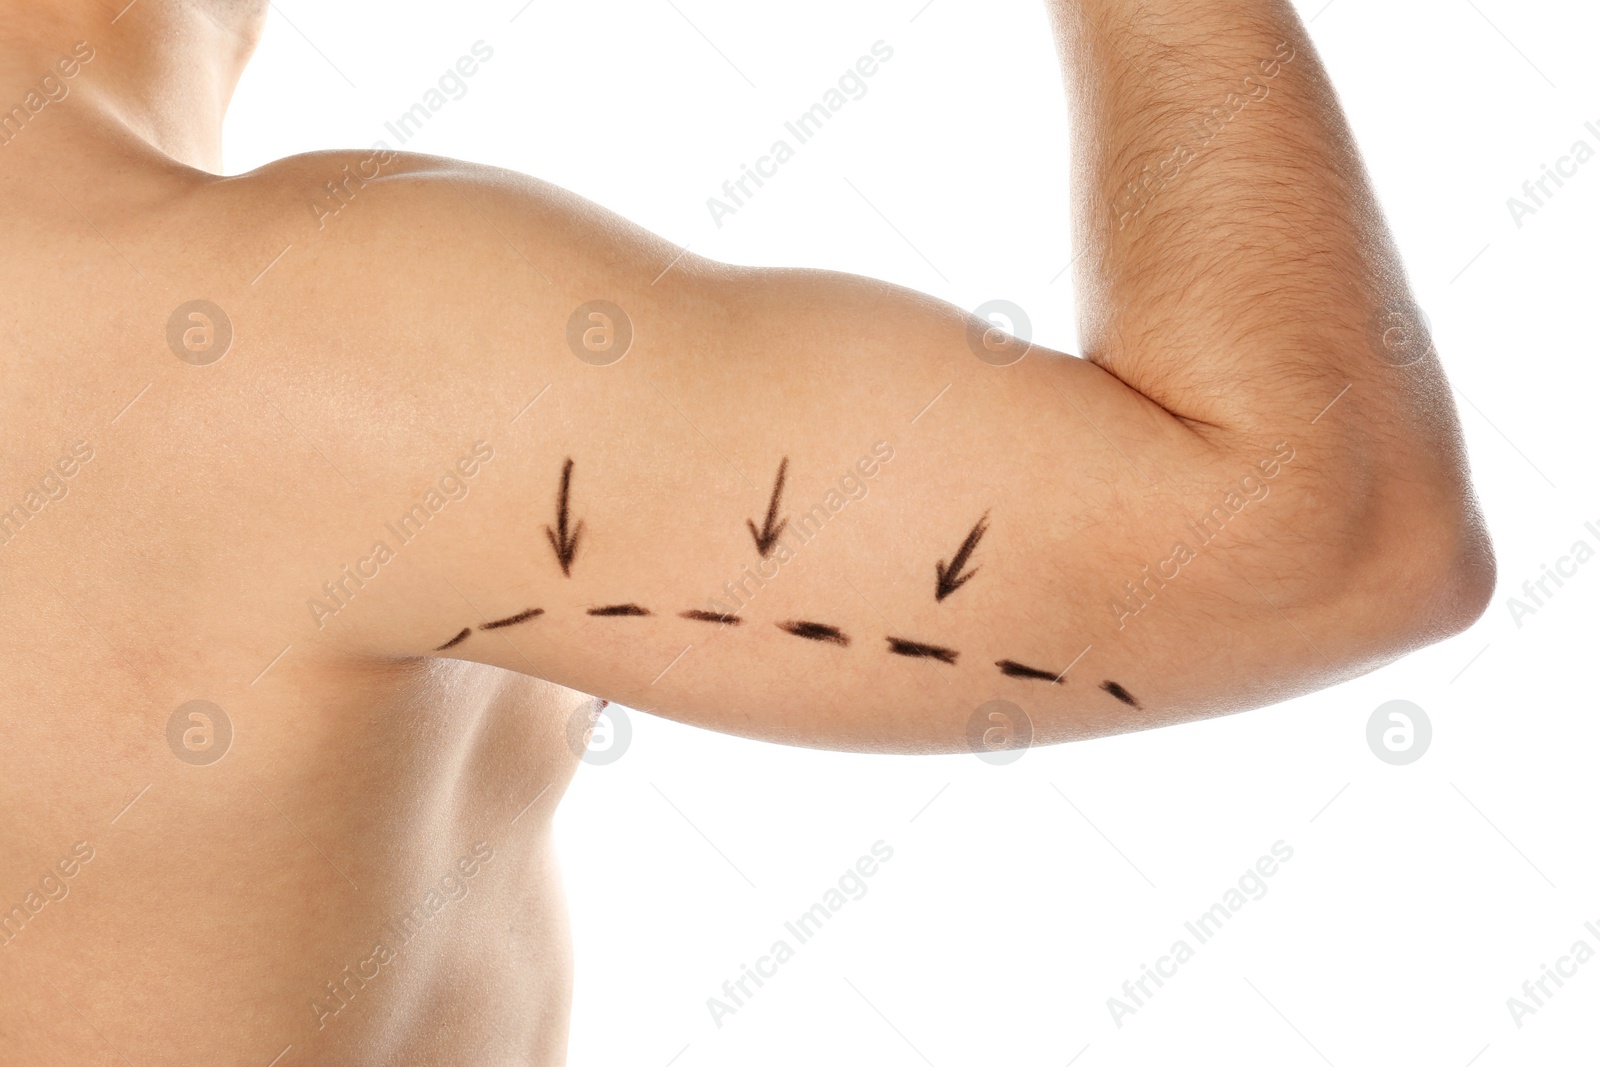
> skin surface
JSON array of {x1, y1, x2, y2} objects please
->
[{"x1": 0, "y1": 0, "x2": 1493, "y2": 1063}]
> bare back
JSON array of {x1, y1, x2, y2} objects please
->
[{"x1": 0, "y1": 150, "x2": 591, "y2": 1065}]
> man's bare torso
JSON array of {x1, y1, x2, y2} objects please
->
[{"x1": 0, "y1": 2, "x2": 1496, "y2": 1062}]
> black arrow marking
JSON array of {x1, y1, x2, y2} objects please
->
[
  {"x1": 935, "y1": 513, "x2": 989, "y2": 602},
  {"x1": 545, "y1": 457, "x2": 584, "y2": 576},
  {"x1": 746, "y1": 457, "x2": 789, "y2": 558}
]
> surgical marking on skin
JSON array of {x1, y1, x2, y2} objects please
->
[
  {"x1": 747, "y1": 457, "x2": 789, "y2": 557},
  {"x1": 777, "y1": 620, "x2": 850, "y2": 646},
  {"x1": 434, "y1": 627, "x2": 471, "y2": 651},
  {"x1": 997, "y1": 659, "x2": 1063, "y2": 683},
  {"x1": 681, "y1": 610, "x2": 741, "y2": 625},
  {"x1": 545, "y1": 457, "x2": 584, "y2": 576},
  {"x1": 481, "y1": 608, "x2": 544, "y2": 630},
  {"x1": 589, "y1": 604, "x2": 651, "y2": 617},
  {"x1": 886, "y1": 637, "x2": 958, "y2": 664},
  {"x1": 935, "y1": 512, "x2": 989, "y2": 601},
  {"x1": 1101, "y1": 680, "x2": 1141, "y2": 708},
  {"x1": 436, "y1": 596, "x2": 1106, "y2": 703}
]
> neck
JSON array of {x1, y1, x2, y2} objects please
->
[{"x1": 0, "y1": 0, "x2": 262, "y2": 173}]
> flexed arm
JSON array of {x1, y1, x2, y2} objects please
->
[{"x1": 277, "y1": 2, "x2": 1492, "y2": 749}]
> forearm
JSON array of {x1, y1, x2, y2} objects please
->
[
  {"x1": 1048, "y1": 0, "x2": 1493, "y2": 632},
  {"x1": 1049, "y1": 0, "x2": 1419, "y2": 431}
]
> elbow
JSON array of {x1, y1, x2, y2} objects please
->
[
  {"x1": 1281, "y1": 463, "x2": 1496, "y2": 667},
  {"x1": 1440, "y1": 511, "x2": 1497, "y2": 635},
  {"x1": 1227, "y1": 413, "x2": 1496, "y2": 675},
  {"x1": 1360, "y1": 493, "x2": 1497, "y2": 652},
  {"x1": 1413, "y1": 514, "x2": 1496, "y2": 642}
]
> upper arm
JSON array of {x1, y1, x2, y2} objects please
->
[{"x1": 282, "y1": 158, "x2": 1473, "y2": 752}]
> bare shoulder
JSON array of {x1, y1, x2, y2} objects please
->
[{"x1": 217, "y1": 148, "x2": 691, "y2": 288}]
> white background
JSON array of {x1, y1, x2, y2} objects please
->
[{"x1": 227, "y1": 1, "x2": 1598, "y2": 1064}]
